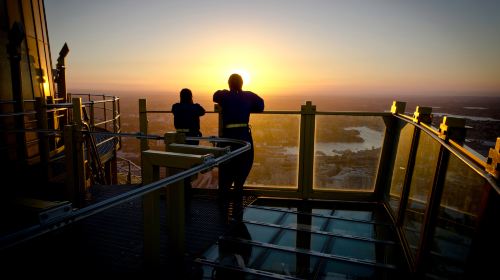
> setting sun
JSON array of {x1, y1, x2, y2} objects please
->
[{"x1": 229, "y1": 69, "x2": 251, "y2": 86}]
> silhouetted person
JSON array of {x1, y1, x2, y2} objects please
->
[
  {"x1": 172, "y1": 88, "x2": 205, "y2": 199},
  {"x1": 172, "y1": 88, "x2": 206, "y2": 145},
  {"x1": 213, "y1": 74, "x2": 264, "y2": 198}
]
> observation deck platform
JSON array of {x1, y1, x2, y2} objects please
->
[{"x1": 0, "y1": 184, "x2": 408, "y2": 279}]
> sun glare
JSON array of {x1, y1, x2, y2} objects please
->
[{"x1": 229, "y1": 69, "x2": 251, "y2": 86}]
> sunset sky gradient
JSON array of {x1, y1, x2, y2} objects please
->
[{"x1": 45, "y1": 0, "x2": 500, "y2": 98}]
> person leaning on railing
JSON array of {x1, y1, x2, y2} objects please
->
[
  {"x1": 213, "y1": 73, "x2": 265, "y2": 199},
  {"x1": 172, "y1": 88, "x2": 206, "y2": 145},
  {"x1": 172, "y1": 88, "x2": 206, "y2": 199}
]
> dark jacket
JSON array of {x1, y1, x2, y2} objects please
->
[
  {"x1": 171, "y1": 103, "x2": 206, "y2": 131},
  {"x1": 213, "y1": 90, "x2": 264, "y2": 132}
]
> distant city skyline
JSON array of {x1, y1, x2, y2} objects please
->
[{"x1": 45, "y1": 0, "x2": 500, "y2": 98}]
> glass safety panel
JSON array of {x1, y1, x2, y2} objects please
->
[
  {"x1": 247, "y1": 114, "x2": 300, "y2": 188},
  {"x1": 425, "y1": 153, "x2": 491, "y2": 279},
  {"x1": 313, "y1": 115, "x2": 385, "y2": 191},
  {"x1": 403, "y1": 131, "x2": 441, "y2": 262},
  {"x1": 389, "y1": 121, "x2": 415, "y2": 214}
]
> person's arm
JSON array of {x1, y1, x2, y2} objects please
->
[
  {"x1": 196, "y1": 104, "x2": 206, "y2": 116},
  {"x1": 213, "y1": 90, "x2": 228, "y2": 104},
  {"x1": 250, "y1": 92, "x2": 264, "y2": 113}
]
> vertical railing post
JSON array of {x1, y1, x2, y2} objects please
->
[
  {"x1": 70, "y1": 98, "x2": 87, "y2": 206},
  {"x1": 109, "y1": 97, "x2": 118, "y2": 184},
  {"x1": 373, "y1": 101, "x2": 407, "y2": 200},
  {"x1": 117, "y1": 97, "x2": 122, "y2": 148},
  {"x1": 298, "y1": 101, "x2": 316, "y2": 199},
  {"x1": 103, "y1": 94, "x2": 107, "y2": 130},
  {"x1": 89, "y1": 101, "x2": 95, "y2": 130},
  {"x1": 112, "y1": 97, "x2": 117, "y2": 134},
  {"x1": 72, "y1": 97, "x2": 84, "y2": 128},
  {"x1": 64, "y1": 123, "x2": 86, "y2": 207},
  {"x1": 141, "y1": 156, "x2": 161, "y2": 269},
  {"x1": 139, "y1": 99, "x2": 149, "y2": 153},
  {"x1": 162, "y1": 132, "x2": 186, "y2": 265},
  {"x1": 486, "y1": 138, "x2": 500, "y2": 181},
  {"x1": 127, "y1": 161, "x2": 132, "y2": 184}
]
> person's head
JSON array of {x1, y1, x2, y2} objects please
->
[
  {"x1": 228, "y1": 74, "x2": 243, "y2": 91},
  {"x1": 179, "y1": 88, "x2": 193, "y2": 104}
]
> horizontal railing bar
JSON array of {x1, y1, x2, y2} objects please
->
[
  {"x1": 146, "y1": 110, "x2": 390, "y2": 116},
  {"x1": 82, "y1": 99, "x2": 115, "y2": 105},
  {"x1": 316, "y1": 111, "x2": 392, "y2": 116},
  {"x1": 46, "y1": 108, "x2": 68, "y2": 113},
  {"x1": 0, "y1": 111, "x2": 37, "y2": 117},
  {"x1": 117, "y1": 156, "x2": 141, "y2": 170},
  {"x1": 94, "y1": 119, "x2": 114, "y2": 126},
  {"x1": 0, "y1": 100, "x2": 16, "y2": 104},
  {"x1": 69, "y1": 93, "x2": 118, "y2": 99},
  {"x1": 46, "y1": 103, "x2": 72, "y2": 108}
]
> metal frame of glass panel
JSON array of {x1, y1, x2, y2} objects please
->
[{"x1": 197, "y1": 203, "x2": 407, "y2": 279}]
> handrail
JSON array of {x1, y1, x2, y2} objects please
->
[
  {"x1": 394, "y1": 114, "x2": 499, "y2": 194},
  {"x1": 0, "y1": 136, "x2": 250, "y2": 250},
  {"x1": 69, "y1": 93, "x2": 118, "y2": 99},
  {"x1": 146, "y1": 110, "x2": 302, "y2": 114},
  {"x1": 317, "y1": 111, "x2": 392, "y2": 116},
  {"x1": 0, "y1": 110, "x2": 37, "y2": 117},
  {"x1": 82, "y1": 99, "x2": 117, "y2": 105},
  {"x1": 46, "y1": 103, "x2": 72, "y2": 108},
  {"x1": 0, "y1": 100, "x2": 16, "y2": 104},
  {"x1": 146, "y1": 109, "x2": 390, "y2": 116}
]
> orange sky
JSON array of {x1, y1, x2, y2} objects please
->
[{"x1": 45, "y1": 0, "x2": 500, "y2": 99}]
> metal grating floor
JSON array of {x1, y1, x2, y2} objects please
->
[{"x1": 0, "y1": 184, "x2": 257, "y2": 277}]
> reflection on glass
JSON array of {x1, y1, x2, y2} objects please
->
[
  {"x1": 426, "y1": 154, "x2": 490, "y2": 279},
  {"x1": 255, "y1": 249, "x2": 318, "y2": 277},
  {"x1": 243, "y1": 207, "x2": 284, "y2": 224},
  {"x1": 313, "y1": 115, "x2": 385, "y2": 191},
  {"x1": 403, "y1": 132, "x2": 440, "y2": 261},
  {"x1": 333, "y1": 210, "x2": 373, "y2": 221},
  {"x1": 320, "y1": 259, "x2": 376, "y2": 279},
  {"x1": 200, "y1": 203, "x2": 406, "y2": 278},
  {"x1": 246, "y1": 224, "x2": 279, "y2": 244},
  {"x1": 389, "y1": 122, "x2": 415, "y2": 214},
  {"x1": 328, "y1": 238, "x2": 376, "y2": 261},
  {"x1": 327, "y1": 220, "x2": 375, "y2": 239},
  {"x1": 248, "y1": 114, "x2": 300, "y2": 188}
]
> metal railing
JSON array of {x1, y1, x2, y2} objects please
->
[
  {"x1": 0, "y1": 134, "x2": 250, "y2": 252},
  {"x1": 137, "y1": 98, "x2": 499, "y2": 277}
]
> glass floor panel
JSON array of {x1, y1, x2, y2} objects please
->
[{"x1": 195, "y1": 199, "x2": 408, "y2": 279}]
